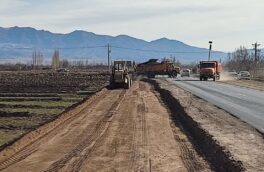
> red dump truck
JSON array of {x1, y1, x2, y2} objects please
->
[
  {"x1": 199, "y1": 61, "x2": 222, "y2": 81},
  {"x1": 137, "y1": 59, "x2": 180, "y2": 78}
]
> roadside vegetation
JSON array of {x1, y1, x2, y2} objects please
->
[{"x1": 225, "y1": 46, "x2": 264, "y2": 79}]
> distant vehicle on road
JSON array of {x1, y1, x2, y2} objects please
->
[
  {"x1": 228, "y1": 71, "x2": 238, "y2": 77},
  {"x1": 181, "y1": 69, "x2": 191, "y2": 77},
  {"x1": 237, "y1": 71, "x2": 251, "y2": 80},
  {"x1": 199, "y1": 61, "x2": 222, "y2": 81}
]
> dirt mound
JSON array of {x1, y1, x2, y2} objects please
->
[{"x1": 145, "y1": 79, "x2": 245, "y2": 171}]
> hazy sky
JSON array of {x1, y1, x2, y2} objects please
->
[{"x1": 0, "y1": 0, "x2": 263, "y2": 51}]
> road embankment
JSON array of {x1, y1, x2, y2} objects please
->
[{"x1": 145, "y1": 78, "x2": 264, "y2": 172}]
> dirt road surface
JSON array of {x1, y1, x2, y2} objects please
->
[{"x1": 0, "y1": 81, "x2": 210, "y2": 172}]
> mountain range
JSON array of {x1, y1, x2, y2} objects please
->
[{"x1": 0, "y1": 26, "x2": 227, "y2": 63}]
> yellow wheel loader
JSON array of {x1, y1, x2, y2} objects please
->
[{"x1": 109, "y1": 61, "x2": 132, "y2": 89}]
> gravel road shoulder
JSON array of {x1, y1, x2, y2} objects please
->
[{"x1": 220, "y1": 80, "x2": 264, "y2": 91}]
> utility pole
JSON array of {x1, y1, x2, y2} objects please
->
[
  {"x1": 252, "y1": 42, "x2": 261, "y2": 78},
  {"x1": 208, "y1": 41, "x2": 213, "y2": 61},
  {"x1": 107, "y1": 44, "x2": 111, "y2": 73},
  {"x1": 252, "y1": 42, "x2": 261, "y2": 63}
]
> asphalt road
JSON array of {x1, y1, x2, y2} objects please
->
[{"x1": 167, "y1": 77, "x2": 264, "y2": 134}]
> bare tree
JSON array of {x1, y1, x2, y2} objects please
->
[
  {"x1": 61, "y1": 59, "x2": 69, "y2": 68},
  {"x1": 32, "y1": 51, "x2": 44, "y2": 69},
  {"x1": 52, "y1": 50, "x2": 60, "y2": 69},
  {"x1": 226, "y1": 46, "x2": 253, "y2": 72}
]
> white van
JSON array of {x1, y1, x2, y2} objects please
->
[{"x1": 181, "y1": 69, "x2": 191, "y2": 77}]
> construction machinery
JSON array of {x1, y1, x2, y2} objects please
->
[
  {"x1": 136, "y1": 59, "x2": 180, "y2": 78},
  {"x1": 199, "y1": 61, "x2": 222, "y2": 81},
  {"x1": 109, "y1": 61, "x2": 133, "y2": 89}
]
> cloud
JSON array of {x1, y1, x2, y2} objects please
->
[
  {"x1": 0, "y1": 0, "x2": 224, "y2": 27},
  {"x1": 0, "y1": 0, "x2": 29, "y2": 12},
  {"x1": 0, "y1": 0, "x2": 263, "y2": 51}
]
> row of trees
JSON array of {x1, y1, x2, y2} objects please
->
[
  {"x1": 30, "y1": 50, "x2": 107, "y2": 70},
  {"x1": 32, "y1": 51, "x2": 44, "y2": 67},
  {"x1": 32, "y1": 50, "x2": 60, "y2": 69},
  {"x1": 225, "y1": 46, "x2": 264, "y2": 72}
]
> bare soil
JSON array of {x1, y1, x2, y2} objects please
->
[
  {"x1": 0, "y1": 71, "x2": 107, "y2": 150},
  {"x1": 0, "y1": 81, "x2": 211, "y2": 172},
  {"x1": 153, "y1": 78, "x2": 264, "y2": 172},
  {"x1": 0, "y1": 71, "x2": 108, "y2": 93},
  {"x1": 2, "y1": 78, "x2": 262, "y2": 172}
]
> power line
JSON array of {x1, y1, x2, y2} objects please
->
[
  {"x1": 111, "y1": 45, "x2": 224, "y2": 54},
  {"x1": 1, "y1": 45, "x2": 107, "y2": 50},
  {"x1": 1, "y1": 44, "x2": 224, "y2": 54},
  {"x1": 1, "y1": 47, "x2": 35, "y2": 50},
  {"x1": 58, "y1": 45, "x2": 107, "y2": 50}
]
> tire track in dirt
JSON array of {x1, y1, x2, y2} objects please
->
[
  {"x1": 150, "y1": 80, "x2": 211, "y2": 172},
  {"x1": 128, "y1": 85, "x2": 141, "y2": 171},
  {"x1": 0, "y1": 89, "x2": 109, "y2": 171},
  {"x1": 80, "y1": 83, "x2": 138, "y2": 171},
  {"x1": 129, "y1": 114, "x2": 137, "y2": 171},
  {"x1": 129, "y1": 82, "x2": 149, "y2": 172},
  {"x1": 44, "y1": 90, "x2": 126, "y2": 172},
  {"x1": 147, "y1": 78, "x2": 245, "y2": 172},
  {"x1": 170, "y1": 122, "x2": 207, "y2": 172}
]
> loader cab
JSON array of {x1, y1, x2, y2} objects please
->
[
  {"x1": 114, "y1": 61, "x2": 125, "y2": 71},
  {"x1": 113, "y1": 61, "x2": 128, "y2": 73}
]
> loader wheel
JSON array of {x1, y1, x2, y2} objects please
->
[
  {"x1": 130, "y1": 78, "x2": 133, "y2": 87},
  {"x1": 147, "y1": 74, "x2": 151, "y2": 78},
  {"x1": 148, "y1": 73, "x2": 155, "y2": 78},
  {"x1": 124, "y1": 77, "x2": 130, "y2": 89},
  {"x1": 171, "y1": 71, "x2": 177, "y2": 78},
  {"x1": 109, "y1": 77, "x2": 115, "y2": 89}
]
